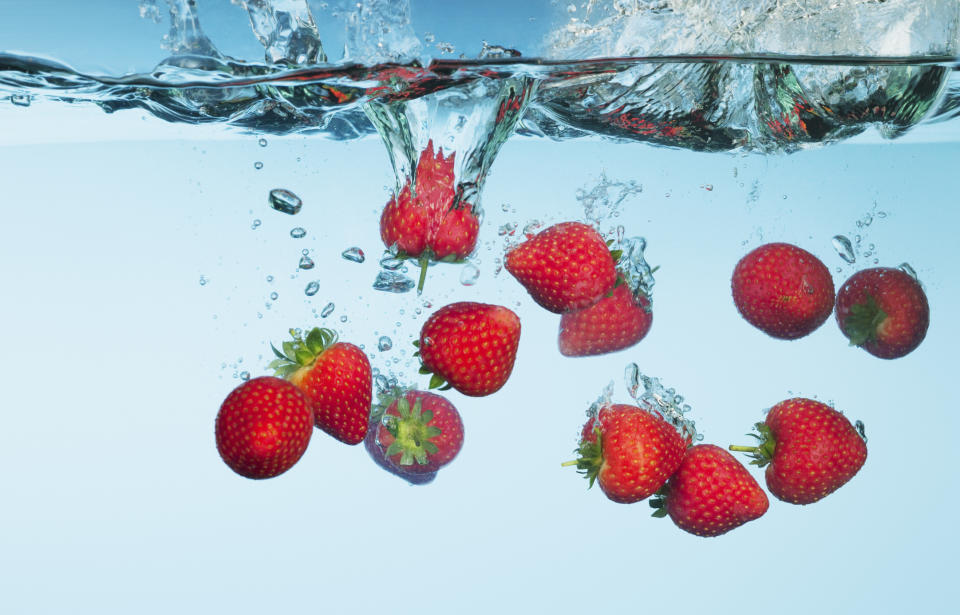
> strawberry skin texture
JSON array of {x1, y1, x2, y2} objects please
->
[
  {"x1": 290, "y1": 342, "x2": 372, "y2": 445},
  {"x1": 376, "y1": 391, "x2": 464, "y2": 474},
  {"x1": 731, "y1": 242, "x2": 835, "y2": 339},
  {"x1": 419, "y1": 302, "x2": 521, "y2": 396},
  {"x1": 583, "y1": 404, "x2": 686, "y2": 504},
  {"x1": 505, "y1": 221, "x2": 617, "y2": 313},
  {"x1": 665, "y1": 444, "x2": 769, "y2": 537},
  {"x1": 381, "y1": 186, "x2": 430, "y2": 256},
  {"x1": 835, "y1": 267, "x2": 929, "y2": 359},
  {"x1": 559, "y1": 281, "x2": 652, "y2": 356},
  {"x1": 431, "y1": 206, "x2": 480, "y2": 260},
  {"x1": 215, "y1": 376, "x2": 313, "y2": 479},
  {"x1": 363, "y1": 421, "x2": 437, "y2": 485},
  {"x1": 764, "y1": 398, "x2": 867, "y2": 505}
]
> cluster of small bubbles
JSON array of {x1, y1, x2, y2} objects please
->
[
  {"x1": 10, "y1": 93, "x2": 31, "y2": 107},
  {"x1": 254, "y1": 161, "x2": 264, "y2": 170},
  {"x1": 199, "y1": 275, "x2": 208, "y2": 286},
  {"x1": 522, "y1": 220, "x2": 542, "y2": 238},
  {"x1": 379, "y1": 254, "x2": 405, "y2": 270},
  {"x1": 373, "y1": 271, "x2": 415, "y2": 293},
  {"x1": 747, "y1": 180, "x2": 760, "y2": 203},
  {"x1": 342, "y1": 247, "x2": 366, "y2": 263},
  {"x1": 437, "y1": 41, "x2": 456, "y2": 53},
  {"x1": 269, "y1": 189, "x2": 303, "y2": 215},
  {"x1": 625, "y1": 364, "x2": 701, "y2": 443},
  {"x1": 423, "y1": 32, "x2": 436, "y2": 43},
  {"x1": 498, "y1": 222, "x2": 517, "y2": 236},
  {"x1": 577, "y1": 173, "x2": 643, "y2": 226},
  {"x1": 501, "y1": 202, "x2": 513, "y2": 213},
  {"x1": 299, "y1": 253, "x2": 315, "y2": 270},
  {"x1": 258, "y1": 138, "x2": 268, "y2": 147},
  {"x1": 493, "y1": 257, "x2": 503, "y2": 276},
  {"x1": 251, "y1": 219, "x2": 262, "y2": 230},
  {"x1": 290, "y1": 227, "x2": 307, "y2": 239},
  {"x1": 832, "y1": 235, "x2": 856, "y2": 264},
  {"x1": 321, "y1": 302, "x2": 335, "y2": 317},
  {"x1": 460, "y1": 263, "x2": 480, "y2": 286},
  {"x1": 618, "y1": 236, "x2": 655, "y2": 298},
  {"x1": 304, "y1": 281, "x2": 320, "y2": 296},
  {"x1": 378, "y1": 336, "x2": 393, "y2": 351}
]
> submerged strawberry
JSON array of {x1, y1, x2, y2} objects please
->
[
  {"x1": 417, "y1": 302, "x2": 521, "y2": 396},
  {"x1": 215, "y1": 376, "x2": 314, "y2": 479},
  {"x1": 380, "y1": 140, "x2": 480, "y2": 292},
  {"x1": 835, "y1": 266, "x2": 929, "y2": 359},
  {"x1": 731, "y1": 242, "x2": 835, "y2": 340},
  {"x1": 559, "y1": 277, "x2": 652, "y2": 356},
  {"x1": 564, "y1": 403, "x2": 686, "y2": 504},
  {"x1": 651, "y1": 444, "x2": 768, "y2": 537},
  {"x1": 374, "y1": 389, "x2": 464, "y2": 474},
  {"x1": 364, "y1": 405, "x2": 437, "y2": 485},
  {"x1": 730, "y1": 398, "x2": 867, "y2": 505},
  {"x1": 269, "y1": 327, "x2": 372, "y2": 445},
  {"x1": 505, "y1": 221, "x2": 618, "y2": 313}
]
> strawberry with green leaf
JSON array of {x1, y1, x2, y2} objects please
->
[
  {"x1": 415, "y1": 302, "x2": 521, "y2": 396},
  {"x1": 374, "y1": 388, "x2": 464, "y2": 474},
  {"x1": 364, "y1": 400, "x2": 437, "y2": 485},
  {"x1": 269, "y1": 327, "x2": 372, "y2": 445}
]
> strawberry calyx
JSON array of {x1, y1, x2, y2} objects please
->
[
  {"x1": 411, "y1": 340, "x2": 454, "y2": 391},
  {"x1": 267, "y1": 327, "x2": 338, "y2": 378},
  {"x1": 728, "y1": 422, "x2": 777, "y2": 468},
  {"x1": 561, "y1": 425, "x2": 604, "y2": 488},
  {"x1": 649, "y1": 485, "x2": 669, "y2": 518},
  {"x1": 842, "y1": 292, "x2": 887, "y2": 347},
  {"x1": 380, "y1": 393, "x2": 444, "y2": 467}
]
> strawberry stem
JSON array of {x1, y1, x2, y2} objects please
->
[
  {"x1": 560, "y1": 460, "x2": 579, "y2": 467},
  {"x1": 416, "y1": 253, "x2": 430, "y2": 295},
  {"x1": 728, "y1": 445, "x2": 757, "y2": 453}
]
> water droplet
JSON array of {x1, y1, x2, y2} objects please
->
[
  {"x1": 258, "y1": 138, "x2": 268, "y2": 147},
  {"x1": 251, "y1": 219, "x2": 262, "y2": 229},
  {"x1": 378, "y1": 336, "x2": 393, "y2": 351},
  {"x1": 342, "y1": 247, "x2": 366, "y2": 263},
  {"x1": 373, "y1": 271, "x2": 415, "y2": 293},
  {"x1": 460, "y1": 263, "x2": 480, "y2": 286},
  {"x1": 831, "y1": 235, "x2": 856, "y2": 264},
  {"x1": 299, "y1": 254, "x2": 315, "y2": 270},
  {"x1": 254, "y1": 161, "x2": 264, "y2": 170},
  {"x1": 321, "y1": 302, "x2": 335, "y2": 317},
  {"x1": 270, "y1": 292, "x2": 279, "y2": 300},
  {"x1": 290, "y1": 227, "x2": 307, "y2": 239},
  {"x1": 199, "y1": 275, "x2": 208, "y2": 286},
  {"x1": 305, "y1": 281, "x2": 320, "y2": 296},
  {"x1": 10, "y1": 93, "x2": 31, "y2": 107},
  {"x1": 269, "y1": 189, "x2": 303, "y2": 215}
]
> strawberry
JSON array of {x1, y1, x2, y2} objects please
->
[
  {"x1": 564, "y1": 403, "x2": 686, "y2": 504},
  {"x1": 374, "y1": 389, "x2": 464, "y2": 474},
  {"x1": 215, "y1": 376, "x2": 314, "y2": 479},
  {"x1": 380, "y1": 140, "x2": 480, "y2": 292},
  {"x1": 650, "y1": 444, "x2": 768, "y2": 537},
  {"x1": 731, "y1": 242, "x2": 835, "y2": 339},
  {"x1": 558, "y1": 277, "x2": 652, "y2": 356},
  {"x1": 364, "y1": 411, "x2": 437, "y2": 485},
  {"x1": 835, "y1": 266, "x2": 929, "y2": 359},
  {"x1": 505, "y1": 221, "x2": 618, "y2": 313},
  {"x1": 730, "y1": 398, "x2": 867, "y2": 505},
  {"x1": 416, "y1": 302, "x2": 521, "y2": 396},
  {"x1": 269, "y1": 327, "x2": 372, "y2": 445}
]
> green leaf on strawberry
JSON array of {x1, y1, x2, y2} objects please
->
[{"x1": 842, "y1": 292, "x2": 887, "y2": 347}]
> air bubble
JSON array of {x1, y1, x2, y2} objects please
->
[
  {"x1": 254, "y1": 161, "x2": 264, "y2": 170},
  {"x1": 270, "y1": 292, "x2": 278, "y2": 300},
  {"x1": 10, "y1": 93, "x2": 31, "y2": 107},
  {"x1": 460, "y1": 263, "x2": 480, "y2": 286},
  {"x1": 258, "y1": 138, "x2": 268, "y2": 147},
  {"x1": 831, "y1": 235, "x2": 856, "y2": 264},
  {"x1": 373, "y1": 271, "x2": 415, "y2": 293},
  {"x1": 305, "y1": 281, "x2": 320, "y2": 296},
  {"x1": 299, "y1": 254, "x2": 315, "y2": 270},
  {"x1": 380, "y1": 255, "x2": 405, "y2": 270},
  {"x1": 290, "y1": 227, "x2": 307, "y2": 239},
  {"x1": 378, "y1": 336, "x2": 393, "y2": 352},
  {"x1": 899, "y1": 263, "x2": 918, "y2": 281},
  {"x1": 321, "y1": 302, "x2": 335, "y2": 317},
  {"x1": 340, "y1": 315, "x2": 348, "y2": 323},
  {"x1": 239, "y1": 371, "x2": 250, "y2": 381},
  {"x1": 342, "y1": 247, "x2": 366, "y2": 263},
  {"x1": 251, "y1": 219, "x2": 262, "y2": 229},
  {"x1": 269, "y1": 189, "x2": 303, "y2": 215},
  {"x1": 199, "y1": 275, "x2": 208, "y2": 286},
  {"x1": 498, "y1": 222, "x2": 517, "y2": 236}
]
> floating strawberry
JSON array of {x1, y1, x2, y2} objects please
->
[
  {"x1": 731, "y1": 242, "x2": 835, "y2": 339},
  {"x1": 416, "y1": 302, "x2": 521, "y2": 396},
  {"x1": 364, "y1": 406, "x2": 437, "y2": 485},
  {"x1": 374, "y1": 389, "x2": 464, "y2": 474},
  {"x1": 269, "y1": 327, "x2": 372, "y2": 445},
  {"x1": 559, "y1": 277, "x2": 652, "y2": 356},
  {"x1": 215, "y1": 376, "x2": 314, "y2": 479},
  {"x1": 835, "y1": 266, "x2": 929, "y2": 359},
  {"x1": 650, "y1": 444, "x2": 768, "y2": 537},
  {"x1": 505, "y1": 221, "x2": 618, "y2": 313},
  {"x1": 380, "y1": 140, "x2": 480, "y2": 292},
  {"x1": 729, "y1": 398, "x2": 867, "y2": 505},
  {"x1": 564, "y1": 403, "x2": 686, "y2": 504}
]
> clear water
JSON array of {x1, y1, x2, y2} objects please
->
[{"x1": 1, "y1": 1, "x2": 958, "y2": 613}]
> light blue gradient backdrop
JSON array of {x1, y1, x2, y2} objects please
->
[{"x1": 1, "y1": 2, "x2": 958, "y2": 614}]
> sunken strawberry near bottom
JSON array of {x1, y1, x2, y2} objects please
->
[
  {"x1": 375, "y1": 390, "x2": 464, "y2": 474},
  {"x1": 565, "y1": 403, "x2": 686, "y2": 504}
]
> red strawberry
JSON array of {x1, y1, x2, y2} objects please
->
[
  {"x1": 215, "y1": 376, "x2": 313, "y2": 479},
  {"x1": 651, "y1": 444, "x2": 768, "y2": 537},
  {"x1": 375, "y1": 389, "x2": 464, "y2": 474},
  {"x1": 364, "y1": 412, "x2": 437, "y2": 485},
  {"x1": 564, "y1": 403, "x2": 686, "y2": 504},
  {"x1": 731, "y1": 242, "x2": 835, "y2": 339},
  {"x1": 730, "y1": 398, "x2": 867, "y2": 505},
  {"x1": 269, "y1": 327, "x2": 372, "y2": 445},
  {"x1": 559, "y1": 277, "x2": 652, "y2": 356},
  {"x1": 380, "y1": 140, "x2": 480, "y2": 292},
  {"x1": 417, "y1": 302, "x2": 521, "y2": 396},
  {"x1": 505, "y1": 221, "x2": 618, "y2": 313},
  {"x1": 835, "y1": 266, "x2": 929, "y2": 359}
]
